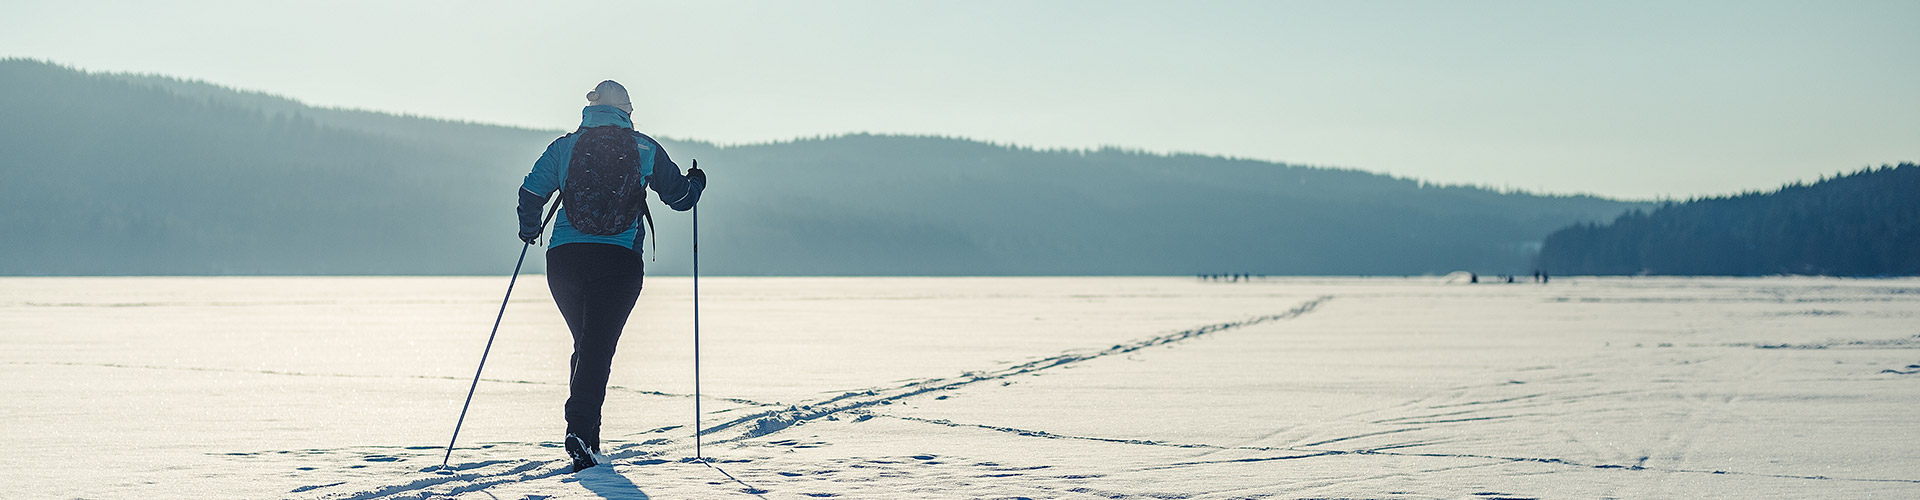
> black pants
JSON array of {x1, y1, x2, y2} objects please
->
[{"x1": 546, "y1": 243, "x2": 644, "y2": 448}]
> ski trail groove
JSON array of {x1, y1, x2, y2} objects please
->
[
  {"x1": 878, "y1": 412, "x2": 1920, "y2": 485},
  {"x1": 698, "y1": 295, "x2": 1333, "y2": 445},
  {"x1": 287, "y1": 297, "x2": 1331, "y2": 498}
]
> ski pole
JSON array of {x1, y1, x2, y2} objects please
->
[
  {"x1": 692, "y1": 159, "x2": 704, "y2": 461},
  {"x1": 442, "y1": 197, "x2": 561, "y2": 468}
]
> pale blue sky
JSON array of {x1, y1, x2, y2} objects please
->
[{"x1": 4, "y1": 0, "x2": 1915, "y2": 199}]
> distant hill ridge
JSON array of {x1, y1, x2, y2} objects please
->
[
  {"x1": 1536, "y1": 164, "x2": 1919, "y2": 276},
  {"x1": 1, "y1": 58, "x2": 1644, "y2": 275}
]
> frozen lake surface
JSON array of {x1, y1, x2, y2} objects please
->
[{"x1": 4, "y1": 276, "x2": 1918, "y2": 499}]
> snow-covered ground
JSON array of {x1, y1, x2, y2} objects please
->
[{"x1": 4, "y1": 276, "x2": 1918, "y2": 499}]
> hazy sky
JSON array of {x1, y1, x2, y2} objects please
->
[{"x1": 4, "y1": 0, "x2": 1915, "y2": 199}]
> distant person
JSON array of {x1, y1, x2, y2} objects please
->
[{"x1": 515, "y1": 80, "x2": 706, "y2": 472}]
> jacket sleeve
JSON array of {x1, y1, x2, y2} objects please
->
[
  {"x1": 646, "y1": 138, "x2": 704, "y2": 212},
  {"x1": 517, "y1": 137, "x2": 568, "y2": 231}
]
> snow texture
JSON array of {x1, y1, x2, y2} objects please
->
[{"x1": 3, "y1": 276, "x2": 1919, "y2": 499}]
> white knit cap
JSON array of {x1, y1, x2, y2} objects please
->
[{"x1": 585, "y1": 80, "x2": 633, "y2": 114}]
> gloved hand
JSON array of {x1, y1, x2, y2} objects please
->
[
  {"x1": 519, "y1": 226, "x2": 542, "y2": 245},
  {"x1": 686, "y1": 159, "x2": 706, "y2": 185}
]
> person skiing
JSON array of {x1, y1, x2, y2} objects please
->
[{"x1": 515, "y1": 80, "x2": 706, "y2": 472}]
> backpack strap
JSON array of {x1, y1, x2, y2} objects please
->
[
  {"x1": 636, "y1": 193, "x2": 657, "y2": 261},
  {"x1": 633, "y1": 131, "x2": 658, "y2": 260}
]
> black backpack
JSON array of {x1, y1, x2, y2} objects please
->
[{"x1": 562, "y1": 125, "x2": 656, "y2": 252}]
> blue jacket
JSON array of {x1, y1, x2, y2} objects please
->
[{"x1": 518, "y1": 105, "x2": 704, "y2": 252}]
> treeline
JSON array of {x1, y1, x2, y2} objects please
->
[
  {"x1": 1, "y1": 58, "x2": 1646, "y2": 276},
  {"x1": 1535, "y1": 164, "x2": 1920, "y2": 276},
  {"x1": 0, "y1": 58, "x2": 554, "y2": 274}
]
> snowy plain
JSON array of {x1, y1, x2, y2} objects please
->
[{"x1": 3, "y1": 276, "x2": 1918, "y2": 499}]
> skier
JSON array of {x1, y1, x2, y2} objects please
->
[{"x1": 515, "y1": 80, "x2": 706, "y2": 472}]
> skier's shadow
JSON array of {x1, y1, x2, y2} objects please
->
[{"x1": 563, "y1": 466, "x2": 652, "y2": 500}]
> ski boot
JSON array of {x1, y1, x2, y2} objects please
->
[{"x1": 565, "y1": 433, "x2": 609, "y2": 472}]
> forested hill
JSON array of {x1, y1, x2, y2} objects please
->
[
  {"x1": 1536, "y1": 164, "x2": 1920, "y2": 276},
  {"x1": 1, "y1": 59, "x2": 1644, "y2": 275}
]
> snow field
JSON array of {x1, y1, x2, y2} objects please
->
[{"x1": 2, "y1": 276, "x2": 1917, "y2": 498}]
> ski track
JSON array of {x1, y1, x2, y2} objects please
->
[
  {"x1": 873, "y1": 413, "x2": 1920, "y2": 485},
  {"x1": 273, "y1": 291, "x2": 1919, "y2": 498},
  {"x1": 1726, "y1": 333, "x2": 1920, "y2": 350},
  {"x1": 695, "y1": 296, "x2": 1333, "y2": 445},
  {"x1": 284, "y1": 296, "x2": 1332, "y2": 498}
]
